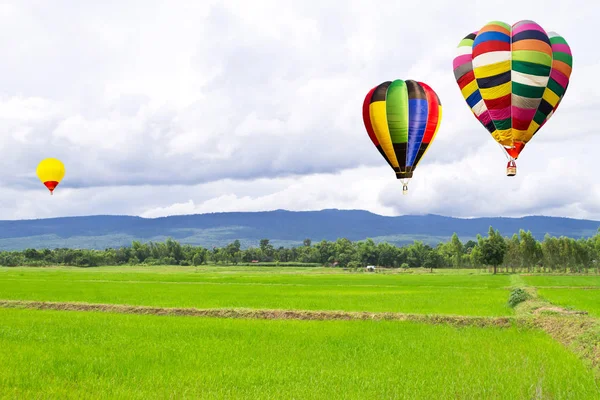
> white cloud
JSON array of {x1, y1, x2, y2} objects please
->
[{"x1": 0, "y1": 0, "x2": 598, "y2": 221}]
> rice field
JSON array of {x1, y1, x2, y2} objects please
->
[
  {"x1": 0, "y1": 267, "x2": 513, "y2": 316},
  {"x1": 1, "y1": 266, "x2": 599, "y2": 399},
  {"x1": 536, "y1": 289, "x2": 600, "y2": 317},
  {"x1": 520, "y1": 274, "x2": 600, "y2": 317},
  {"x1": 1, "y1": 308, "x2": 598, "y2": 399},
  {"x1": 522, "y1": 275, "x2": 600, "y2": 288}
]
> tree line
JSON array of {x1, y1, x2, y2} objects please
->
[{"x1": 1, "y1": 226, "x2": 599, "y2": 273}]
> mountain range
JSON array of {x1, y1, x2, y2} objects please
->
[{"x1": 0, "y1": 209, "x2": 598, "y2": 251}]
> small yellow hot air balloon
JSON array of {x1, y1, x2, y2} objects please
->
[{"x1": 36, "y1": 158, "x2": 65, "y2": 195}]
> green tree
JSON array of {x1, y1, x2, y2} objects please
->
[
  {"x1": 541, "y1": 235, "x2": 560, "y2": 272},
  {"x1": 259, "y1": 239, "x2": 274, "y2": 261},
  {"x1": 357, "y1": 238, "x2": 378, "y2": 266},
  {"x1": 192, "y1": 250, "x2": 206, "y2": 266},
  {"x1": 337, "y1": 252, "x2": 352, "y2": 268},
  {"x1": 448, "y1": 233, "x2": 464, "y2": 268},
  {"x1": 334, "y1": 238, "x2": 355, "y2": 267},
  {"x1": 519, "y1": 230, "x2": 542, "y2": 272},
  {"x1": 377, "y1": 242, "x2": 399, "y2": 267},
  {"x1": 477, "y1": 227, "x2": 507, "y2": 274},
  {"x1": 406, "y1": 241, "x2": 429, "y2": 268},
  {"x1": 464, "y1": 240, "x2": 477, "y2": 253},
  {"x1": 315, "y1": 240, "x2": 335, "y2": 264},
  {"x1": 423, "y1": 249, "x2": 445, "y2": 273},
  {"x1": 503, "y1": 234, "x2": 522, "y2": 273}
]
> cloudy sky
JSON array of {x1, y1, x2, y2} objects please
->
[{"x1": 0, "y1": 0, "x2": 598, "y2": 221}]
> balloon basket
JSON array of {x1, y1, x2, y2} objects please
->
[
  {"x1": 402, "y1": 184, "x2": 408, "y2": 195},
  {"x1": 506, "y1": 159, "x2": 517, "y2": 177}
]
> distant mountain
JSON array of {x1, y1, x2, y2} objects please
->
[{"x1": 0, "y1": 209, "x2": 598, "y2": 250}]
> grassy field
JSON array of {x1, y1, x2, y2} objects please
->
[
  {"x1": 1, "y1": 266, "x2": 600, "y2": 399},
  {"x1": 0, "y1": 267, "x2": 513, "y2": 316},
  {"x1": 1, "y1": 308, "x2": 598, "y2": 399},
  {"x1": 536, "y1": 289, "x2": 600, "y2": 317},
  {"x1": 0, "y1": 266, "x2": 508, "y2": 286},
  {"x1": 522, "y1": 275, "x2": 600, "y2": 287},
  {"x1": 519, "y1": 275, "x2": 600, "y2": 317}
]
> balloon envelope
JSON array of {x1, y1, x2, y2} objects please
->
[
  {"x1": 362, "y1": 79, "x2": 442, "y2": 188},
  {"x1": 36, "y1": 158, "x2": 65, "y2": 194},
  {"x1": 452, "y1": 20, "x2": 572, "y2": 161}
]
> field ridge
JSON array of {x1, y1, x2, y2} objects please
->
[{"x1": 514, "y1": 282, "x2": 600, "y2": 379}]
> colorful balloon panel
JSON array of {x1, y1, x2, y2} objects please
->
[
  {"x1": 416, "y1": 82, "x2": 442, "y2": 164},
  {"x1": 362, "y1": 86, "x2": 394, "y2": 170},
  {"x1": 453, "y1": 32, "x2": 496, "y2": 136},
  {"x1": 362, "y1": 79, "x2": 442, "y2": 179},
  {"x1": 534, "y1": 32, "x2": 573, "y2": 135},
  {"x1": 452, "y1": 20, "x2": 572, "y2": 160},
  {"x1": 36, "y1": 158, "x2": 65, "y2": 194}
]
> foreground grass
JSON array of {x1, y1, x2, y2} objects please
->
[
  {"x1": 0, "y1": 267, "x2": 512, "y2": 316},
  {"x1": 1, "y1": 308, "x2": 598, "y2": 400}
]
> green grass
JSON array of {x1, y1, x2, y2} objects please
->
[
  {"x1": 0, "y1": 266, "x2": 510, "y2": 286},
  {"x1": 1, "y1": 308, "x2": 598, "y2": 400},
  {"x1": 521, "y1": 275, "x2": 600, "y2": 317},
  {"x1": 537, "y1": 288, "x2": 600, "y2": 317},
  {"x1": 0, "y1": 267, "x2": 513, "y2": 316},
  {"x1": 523, "y1": 275, "x2": 600, "y2": 287},
  {"x1": 2, "y1": 266, "x2": 599, "y2": 398}
]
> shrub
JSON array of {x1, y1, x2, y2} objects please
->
[
  {"x1": 160, "y1": 257, "x2": 178, "y2": 265},
  {"x1": 0, "y1": 254, "x2": 20, "y2": 266},
  {"x1": 347, "y1": 261, "x2": 362, "y2": 270},
  {"x1": 508, "y1": 288, "x2": 531, "y2": 308}
]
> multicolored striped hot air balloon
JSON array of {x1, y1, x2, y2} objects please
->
[
  {"x1": 362, "y1": 79, "x2": 442, "y2": 194},
  {"x1": 36, "y1": 158, "x2": 65, "y2": 195},
  {"x1": 452, "y1": 20, "x2": 572, "y2": 176}
]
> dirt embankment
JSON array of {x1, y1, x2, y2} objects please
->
[{"x1": 533, "y1": 315, "x2": 600, "y2": 373}]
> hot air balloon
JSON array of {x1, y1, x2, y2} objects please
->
[
  {"x1": 452, "y1": 20, "x2": 573, "y2": 176},
  {"x1": 36, "y1": 158, "x2": 65, "y2": 195},
  {"x1": 362, "y1": 79, "x2": 442, "y2": 194}
]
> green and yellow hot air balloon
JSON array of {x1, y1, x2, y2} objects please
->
[{"x1": 362, "y1": 79, "x2": 443, "y2": 194}]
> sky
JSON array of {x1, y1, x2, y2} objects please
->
[{"x1": 0, "y1": 0, "x2": 598, "y2": 221}]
